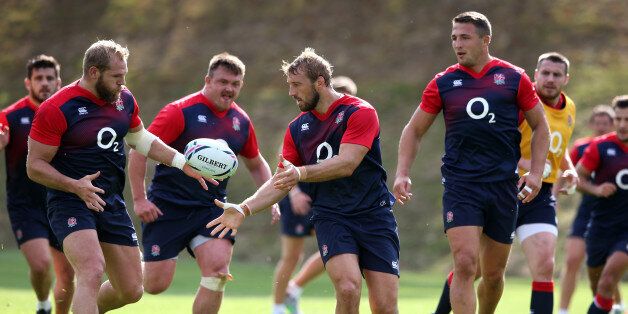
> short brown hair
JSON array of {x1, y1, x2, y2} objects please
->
[
  {"x1": 208, "y1": 52, "x2": 246, "y2": 77},
  {"x1": 281, "y1": 48, "x2": 333, "y2": 86},
  {"x1": 611, "y1": 95, "x2": 628, "y2": 109},
  {"x1": 27, "y1": 54, "x2": 60, "y2": 79},
  {"x1": 83, "y1": 40, "x2": 129, "y2": 76},
  {"x1": 453, "y1": 11, "x2": 492, "y2": 37},
  {"x1": 331, "y1": 76, "x2": 357, "y2": 95},
  {"x1": 589, "y1": 104, "x2": 615, "y2": 123},
  {"x1": 537, "y1": 52, "x2": 570, "y2": 74}
]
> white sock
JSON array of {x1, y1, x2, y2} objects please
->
[
  {"x1": 272, "y1": 303, "x2": 287, "y2": 314},
  {"x1": 37, "y1": 299, "x2": 51, "y2": 311},
  {"x1": 288, "y1": 282, "x2": 303, "y2": 297},
  {"x1": 612, "y1": 303, "x2": 624, "y2": 310},
  {"x1": 557, "y1": 309, "x2": 569, "y2": 314}
]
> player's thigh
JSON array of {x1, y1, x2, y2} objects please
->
[
  {"x1": 100, "y1": 242, "x2": 142, "y2": 291},
  {"x1": 50, "y1": 246, "x2": 74, "y2": 281},
  {"x1": 363, "y1": 269, "x2": 398, "y2": 305},
  {"x1": 479, "y1": 233, "x2": 511, "y2": 278},
  {"x1": 20, "y1": 237, "x2": 52, "y2": 269},
  {"x1": 280, "y1": 235, "x2": 306, "y2": 260},
  {"x1": 598, "y1": 251, "x2": 628, "y2": 284},
  {"x1": 143, "y1": 259, "x2": 177, "y2": 288},
  {"x1": 446, "y1": 226, "x2": 482, "y2": 261},
  {"x1": 564, "y1": 236, "x2": 586, "y2": 262},
  {"x1": 193, "y1": 238, "x2": 233, "y2": 275},
  {"x1": 63, "y1": 229, "x2": 104, "y2": 273},
  {"x1": 521, "y1": 231, "x2": 556, "y2": 276},
  {"x1": 325, "y1": 253, "x2": 362, "y2": 285}
]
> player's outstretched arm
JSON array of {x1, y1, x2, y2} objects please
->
[
  {"x1": 393, "y1": 108, "x2": 437, "y2": 205},
  {"x1": 125, "y1": 124, "x2": 218, "y2": 189},
  {"x1": 207, "y1": 174, "x2": 290, "y2": 238},
  {"x1": 520, "y1": 104, "x2": 550, "y2": 203},
  {"x1": 27, "y1": 137, "x2": 106, "y2": 211}
]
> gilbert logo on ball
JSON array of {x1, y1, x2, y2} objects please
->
[{"x1": 184, "y1": 138, "x2": 238, "y2": 180}]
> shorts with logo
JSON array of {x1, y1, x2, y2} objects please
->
[
  {"x1": 569, "y1": 195, "x2": 594, "y2": 238},
  {"x1": 313, "y1": 207, "x2": 400, "y2": 277},
  {"x1": 516, "y1": 183, "x2": 557, "y2": 228},
  {"x1": 8, "y1": 205, "x2": 62, "y2": 251},
  {"x1": 279, "y1": 196, "x2": 314, "y2": 237},
  {"x1": 586, "y1": 229, "x2": 628, "y2": 267},
  {"x1": 48, "y1": 196, "x2": 138, "y2": 248},
  {"x1": 141, "y1": 196, "x2": 235, "y2": 262},
  {"x1": 442, "y1": 178, "x2": 519, "y2": 244}
]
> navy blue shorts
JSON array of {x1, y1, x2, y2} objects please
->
[
  {"x1": 141, "y1": 197, "x2": 235, "y2": 262},
  {"x1": 313, "y1": 207, "x2": 400, "y2": 277},
  {"x1": 569, "y1": 195, "x2": 594, "y2": 238},
  {"x1": 516, "y1": 183, "x2": 557, "y2": 227},
  {"x1": 442, "y1": 178, "x2": 518, "y2": 244},
  {"x1": 586, "y1": 230, "x2": 628, "y2": 267},
  {"x1": 48, "y1": 197, "x2": 138, "y2": 248},
  {"x1": 8, "y1": 205, "x2": 62, "y2": 251},
  {"x1": 279, "y1": 196, "x2": 314, "y2": 237}
]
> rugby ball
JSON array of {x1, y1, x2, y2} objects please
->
[{"x1": 184, "y1": 138, "x2": 238, "y2": 180}]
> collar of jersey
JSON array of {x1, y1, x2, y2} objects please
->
[
  {"x1": 541, "y1": 93, "x2": 567, "y2": 112},
  {"x1": 22, "y1": 96, "x2": 38, "y2": 112},
  {"x1": 456, "y1": 58, "x2": 501, "y2": 79},
  {"x1": 196, "y1": 91, "x2": 232, "y2": 118},
  {"x1": 71, "y1": 80, "x2": 108, "y2": 106},
  {"x1": 606, "y1": 132, "x2": 628, "y2": 152},
  {"x1": 310, "y1": 95, "x2": 349, "y2": 121}
]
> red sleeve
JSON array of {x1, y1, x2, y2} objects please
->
[
  {"x1": 147, "y1": 104, "x2": 184, "y2": 144},
  {"x1": 579, "y1": 141, "x2": 600, "y2": 172},
  {"x1": 281, "y1": 127, "x2": 303, "y2": 167},
  {"x1": 0, "y1": 111, "x2": 8, "y2": 129},
  {"x1": 29, "y1": 104, "x2": 67, "y2": 146},
  {"x1": 130, "y1": 96, "x2": 142, "y2": 128},
  {"x1": 341, "y1": 107, "x2": 379, "y2": 149},
  {"x1": 517, "y1": 72, "x2": 540, "y2": 111},
  {"x1": 569, "y1": 145, "x2": 580, "y2": 164},
  {"x1": 418, "y1": 78, "x2": 442, "y2": 114},
  {"x1": 239, "y1": 121, "x2": 260, "y2": 159}
]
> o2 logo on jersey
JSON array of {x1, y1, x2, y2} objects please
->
[
  {"x1": 466, "y1": 97, "x2": 496, "y2": 124},
  {"x1": 616, "y1": 169, "x2": 628, "y2": 190},
  {"x1": 97, "y1": 127, "x2": 120, "y2": 152},
  {"x1": 549, "y1": 131, "x2": 563, "y2": 155},
  {"x1": 316, "y1": 142, "x2": 334, "y2": 163}
]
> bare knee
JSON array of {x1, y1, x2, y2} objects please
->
[
  {"x1": 335, "y1": 277, "x2": 361, "y2": 300},
  {"x1": 482, "y1": 269, "x2": 505, "y2": 289},
  {"x1": 533, "y1": 257, "x2": 555, "y2": 281},
  {"x1": 597, "y1": 275, "x2": 616, "y2": 296},
  {"x1": 143, "y1": 277, "x2": 169, "y2": 295},
  {"x1": 75, "y1": 262, "x2": 105, "y2": 287},
  {"x1": 29, "y1": 255, "x2": 52, "y2": 277},
  {"x1": 370, "y1": 297, "x2": 397, "y2": 314},
  {"x1": 121, "y1": 285, "x2": 143, "y2": 304},
  {"x1": 453, "y1": 251, "x2": 478, "y2": 280}
]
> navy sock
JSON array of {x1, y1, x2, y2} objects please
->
[
  {"x1": 433, "y1": 272, "x2": 453, "y2": 314},
  {"x1": 530, "y1": 281, "x2": 553, "y2": 314}
]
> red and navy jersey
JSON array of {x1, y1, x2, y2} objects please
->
[
  {"x1": 282, "y1": 95, "x2": 393, "y2": 217},
  {"x1": 570, "y1": 136, "x2": 594, "y2": 164},
  {"x1": 147, "y1": 92, "x2": 259, "y2": 207},
  {"x1": 30, "y1": 81, "x2": 142, "y2": 209},
  {"x1": 420, "y1": 58, "x2": 539, "y2": 182},
  {"x1": 579, "y1": 132, "x2": 628, "y2": 233},
  {"x1": 1, "y1": 97, "x2": 47, "y2": 212}
]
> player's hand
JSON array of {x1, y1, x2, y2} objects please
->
[
  {"x1": 133, "y1": 198, "x2": 163, "y2": 223},
  {"x1": 594, "y1": 182, "x2": 617, "y2": 198},
  {"x1": 182, "y1": 163, "x2": 219, "y2": 190},
  {"x1": 206, "y1": 199, "x2": 246, "y2": 238},
  {"x1": 273, "y1": 155, "x2": 301, "y2": 191},
  {"x1": 289, "y1": 189, "x2": 312, "y2": 215},
  {"x1": 558, "y1": 169, "x2": 579, "y2": 195},
  {"x1": 0, "y1": 124, "x2": 8, "y2": 147},
  {"x1": 393, "y1": 175, "x2": 413, "y2": 205},
  {"x1": 73, "y1": 171, "x2": 107, "y2": 212},
  {"x1": 270, "y1": 203, "x2": 281, "y2": 225},
  {"x1": 517, "y1": 172, "x2": 541, "y2": 203}
]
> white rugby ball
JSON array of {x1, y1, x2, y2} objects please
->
[{"x1": 184, "y1": 138, "x2": 238, "y2": 180}]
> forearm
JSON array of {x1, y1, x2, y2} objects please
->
[
  {"x1": 299, "y1": 155, "x2": 355, "y2": 182},
  {"x1": 145, "y1": 139, "x2": 180, "y2": 168},
  {"x1": 576, "y1": 179, "x2": 599, "y2": 195},
  {"x1": 248, "y1": 157, "x2": 273, "y2": 188},
  {"x1": 395, "y1": 125, "x2": 421, "y2": 177},
  {"x1": 128, "y1": 149, "x2": 149, "y2": 201},
  {"x1": 243, "y1": 178, "x2": 289, "y2": 213},
  {"x1": 529, "y1": 126, "x2": 550, "y2": 177},
  {"x1": 560, "y1": 152, "x2": 575, "y2": 172},
  {"x1": 27, "y1": 159, "x2": 77, "y2": 193}
]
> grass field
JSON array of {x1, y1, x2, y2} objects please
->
[{"x1": 0, "y1": 249, "x2": 625, "y2": 313}]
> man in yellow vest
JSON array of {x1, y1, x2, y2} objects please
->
[{"x1": 515, "y1": 51, "x2": 578, "y2": 314}]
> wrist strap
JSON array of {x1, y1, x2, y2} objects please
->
[
  {"x1": 241, "y1": 203, "x2": 252, "y2": 217},
  {"x1": 171, "y1": 152, "x2": 186, "y2": 170}
]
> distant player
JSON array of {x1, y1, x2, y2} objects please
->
[
  {"x1": 272, "y1": 76, "x2": 358, "y2": 314},
  {"x1": 128, "y1": 52, "x2": 277, "y2": 314},
  {"x1": 558, "y1": 105, "x2": 622, "y2": 314},
  {"x1": 0, "y1": 55, "x2": 74, "y2": 314},
  {"x1": 578, "y1": 95, "x2": 628, "y2": 314},
  {"x1": 208, "y1": 48, "x2": 400, "y2": 314},
  {"x1": 394, "y1": 11, "x2": 550, "y2": 314},
  {"x1": 26, "y1": 40, "x2": 215, "y2": 313}
]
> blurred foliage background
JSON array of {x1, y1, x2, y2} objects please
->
[{"x1": 1, "y1": 0, "x2": 627, "y2": 274}]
